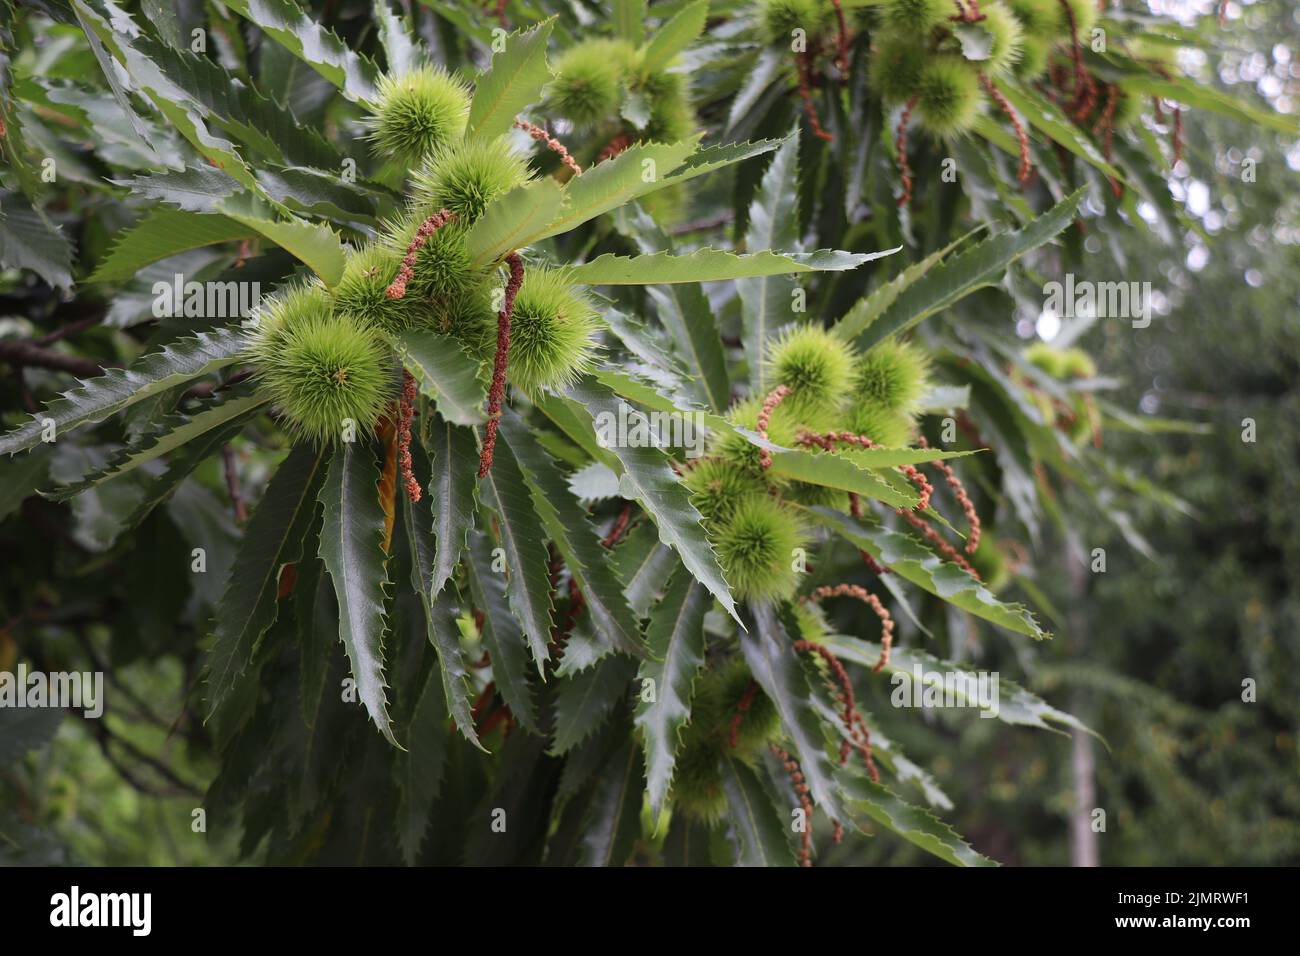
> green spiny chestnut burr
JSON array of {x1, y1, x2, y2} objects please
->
[
  {"x1": 332, "y1": 242, "x2": 418, "y2": 334},
  {"x1": 842, "y1": 401, "x2": 916, "y2": 448},
  {"x1": 712, "y1": 494, "x2": 809, "y2": 601},
  {"x1": 642, "y1": 70, "x2": 697, "y2": 143},
  {"x1": 869, "y1": 32, "x2": 930, "y2": 104},
  {"x1": 766, "y1": 324, "x2": 857, "y2": 417},
  {"x1": 757, "y1": 0, "x2": 835, "y2": 46},
  {"x1": 914, "y1": 57, "x2": 983, "y2": 136},
  {"x1": 250, "y1": 285, "x2": 395, "y2": 445},
  {"x1": 853, "y1": 338, "x2": 933, "y2": 414},
  {"x1": 411, "y1": 137, "x2": 532, "y2": 224},
  {"x1": 981, "y1": 3, "x2": 1026, "y2": 75},
  {"x1": 682, "y1": 457, "x2": 768, "y2": 524},
  {"x1": 365, "y1": 66, "x2": 471, "y2": 164},
  {"x1": 880, "y1": 0, "x2": 954, "y2": 34},
  {"x1": 548, "y1": 39, "x2": 633, "y2": 127},
  {"x1": 505, "y1": 267, "x2": 600, "y2": 393},
  {"x1": 382, "y1": 210, "x2": 479, "y2": 302}
]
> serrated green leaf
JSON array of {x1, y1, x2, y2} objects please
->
[
  {"x1": 553, "y1": 653, "x2": 637, "y2": 755},
  {"x1": 393, "y1": 657, "x2": 448, "y2": 865},
  {"x1": 836, "y1": 769, "x2": 996, "y2": 867},
  {"x1": 656, "y1": 138, "x2": 783, "y2": 190},
  {"x1": 639, "y1": 0, "x2": 708, "y2": 74},
  {"x1": 0, "y1": 191, "x2": 74, "y2": 290},
  {"x1": 997, "y1": 80, "x2": 1122, "y2": 180},
  {"x1": 567, "y1": 247, "x2": 882, "y2": 285},
  {"x1": 400, "y1": 478, "x2": 483, "y2": 748},
  {"x1": 612, "y1": 0, "x2": 647, "y2": 45},
  {"x1": 477, "y1": 439, "x2": 554, "y2": 674},
  {"x1": 819, "y1": 633, "x2": 1097, "y2": 738},
  {"x1": 44, "y1": 388, "x2": 269, "y2": 501},
  {"x1": 467, "y1": 19, "x2": 554, "y2": 142},
  {"x1": 633, "y1": 569, "x2": 708, "y2": 820},
  {"x1": 578, "y1": 738, "x2": 642, "y2": 866},
  {"x1": 217, "y1": 196, "x2": 347, "y2": 287},
  {"x1": 740, "y1": 602, "x2": 842, "y2": 821},
  {"x1": 767, "y1": 448, "x2": 918, "y2": 509},
  {"x1": 219, "y1": 0, "x2": 381, "y2": 102},
  {"x1": 855, "y1": 187, "x2": 1085, "y2": 349},
  {"x1": 464, "y1": 530, "x2": 539, "y2": 734},
  {"x1": 466, "y1": 177, "x2": 566, "y2": 265},
  {"x1": 810, "y1": 507, "x2": 1050, "y2": 640},
  {"x1": 720, "y1": 758, "x2": 797, "y2": 866},
  {"x1": 565, "y1": 377, "x2": 740, "y2": 626},
  {"x1": 531, "y1": 140, "x2": 699, "y2": 245},
  {"x1": 373, "y1": 0, "x2": 417, "y2": 76},
  {"x1": 89, "y1": 209, "x2": 257, "y2": 283},
  {"x1": 318, "y1": 440, "x2": 397, "y2": 745},
  {"x1": 737, "y1": 129, "x2": 800, "y2": 395},
  {"x1": 501, "y1": 410, "x2": 644, "y2": 656},
  {"x1": 426, "y1": 416, "x2": 478, "y2": 598},
  {"x1": 204, "y1": 443, "x2": 326, "y2": 717},
  {"x1": 613, "y1": 521, "x2": 680, "y2": 618},
  {"x1": 0, "y1": 326, "x2": 249, "y2": 456},
  {"x1": 832, "y1": 231, "x2": 977, "y2": 341},
  {"x1": 394, "y1": 331, "x2": 488, "y2": 425}
]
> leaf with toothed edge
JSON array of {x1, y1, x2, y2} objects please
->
[
  {"x1": 204, "y1": 443, "x2": 326, "y2": 718},
  {"x1": 400, "y1": 455, "x2": 484, "y2": 750},
  {"x1": 466, "y1": 177, "x2": 566, "y2": 267},
  {"x1": 836, "y1": 768, "x2": 997, "y2": 867},
  {"x1": 809, "y1": 507, "x2": 1051, "y2": 640},
  {"x1": 578, "y1": 738, "x2": 642, "y2": 867},
  {"x1": 563, "y1": 376, "x2": 740, "y2": 627},
  {"x1": 427, "y1": 416, "x2": 478, "y2": 599},
  {"x1": 739, "y1": 602, "x2": 843, "y2": 822},
  {"x1": 552, "y1": 653, "x2": 637, "y2": 755},
  {"x1": 42, "y1": 387, "x2": 270, "y2": 501},
  {"x1": 394, "y1": 331, "x2": 488, "y2": 425},
  {"x1": 317, "y1": 440, "x2": 398, "y2": 746},
  {"x1": 464, "y1": 530, "x2": 540, "y2": 734},
  {"x1": 500, "y1": 409, "x2": 644, "y2": 657},
  {"x1": 0, "y1": 326, "x2": 249, "y2": 457},
  {"x1": 476, "y1": 438, "x2": 554, "y2": 674},
  {"x1": 638, "y1": 0, "x2": 709, "y2": 74},
  {"x1": 720, "y1": 758, "x2": 797, "y2": 866},
  {"x1": 567, "y1": 248, "x2": 885, "y2": 285},
  {"x1": 88, "y1": 210, "x2": 257, "y2": 283},
  {"x1": 633, "y1": 569, "x2": 709, "y2": 821},
  {"x1": 466, "y1": 19, "x2": 554, "y2": 142}
]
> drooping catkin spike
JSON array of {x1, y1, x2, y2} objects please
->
[
  {"x1": 830, "y1": 0, "x2": 851, "y2": 77},
  {"x1": 848, "y1": 493, "x2": 891, "y2": 575},
  {"x1": 513, "y1": 117, "x2": 582, "y2": 175},
  {"x1": 794, "y1": 639, "x2": 877, "y2": 780},
  {"x1": 895, "y1": 96, "x2": 918, "y2": 208},
  {"x1": 796, "y1": 430, "x2": 933, "y2": 510},
  {"x1": 796, "y1": 50, "x2": 834, "y2": 143},
  {"x1": 478, "y1": 253, "x2": 525, "y2": 478},
  {"x1": 771, "y1": 744, "x2": 815, "y2": 867},
  {"x1": 398, "y1": 371, "x2": 421, "y2": 503},
  {"x1": 902, "y1": 510, "x2": 981, "y2": 580},
  {"x1": 387, "y1": 208, "x2": 457, "y2": 299},
  {"x1": 1173, "y1": 104, "x2": 1184, "y2": 165},
  {"x1": 979, "y1": 73, "x2": 1032, "y2": 183},
  {"x1": 801, "y1": 583, "x2": 896, "y2": 673},
  {"x1": 597, "y1": 133, "x2": 632, "y2": 164},
  {"x1": 757, "y1": 384, "x2": 793, "y2": 470},
  {"x1": 917, "y1": 438, "x2": 981, "y2": 554},
  {"x1": 1056, "y1": 0, "x2": 1089, "y2": 114}
]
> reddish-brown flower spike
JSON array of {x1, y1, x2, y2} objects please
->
[
  {"x1": 802, "y1": 583, "x2": 896, "y2": 673},
  {"x1": 794, "y1": 638, "x2": 877, "y2": 780},
  {"x1": 980, "y1": 73, "x2": 1032, "y2": 184},
  {"x1": 771, "y1": 744, "x2": 815, "y2": 866},
  {"x1": 895, "y1": 96, "x2": 918, "y2": 208},
  {"x1": 387, "y1": 208, "x2": 457, "y2": 300},
  {"x1": 796, "y1": 50, "x2": 834, "y2": 143},
  {"x1": 918, "y1": 437, "x2": 981, "y2": 554},
  {"x1": 829, "y1": 0, "x2": 851, "y2": 77},
  {"x1": 757, "y1": 384, "x2": 792, "y2": 470},
  {"x1": 729, "y1": 680, "x2": 760, "y2": 750},
  {"x1": 478, "y1": 252, "x2": 525, "y2": 478},
  {"x1": 513, "y1": 117, "x2": 582, "y2": 176},
  {"x1": 398, "y1": 371, "x2": 421, "y2": 503}
]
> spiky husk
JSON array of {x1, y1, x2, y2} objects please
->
[
  {"x1": 505, "y1": 267, "x2": 600, "y2": 393},
  {"x1": 642, "y1": 70, "x2": 697, "y2": 143},
  {"x1": 382, "y1": 210, "x2": 480, "y2": 303},
  {"x1": 712, "y1": 494, "x2": 808, "y2": 601},
  {"x1": 1024, "y1": 342, "x2": 1095, "y2": 379},
  {"x1": 251, "y1": 288, "x2": 395, "y2": 444},
  {"x1": 854, "y1": 338, "x2": 932, "y2": 413},
  {"x1": 1005, "y1": 0, "x2": 1059, "y2": 37},
  {"x1": 670, "y1": 659, "x2": 779, "y2": 822},
  {"x1": 767, "y1": 324, "x2": 857, "y2": 417},
  {"x1": 914, "y1": 57, "x2": 983, "y2": 137},
  {"x1": 982, "y1": 3, "x2": 1026, "y2": 75},
  {"x1": 682, "y1": 457, "x2": 768, "y2": 524},
  {"x1": 1015, "y1": 34, "x2": 1051, "y2": 79},
  {"x1": 366, "y1": 66, "x2": 470, "y2": 164},
  {"x1": 548, "y1": 39, "x2": 632, "y2": 127},
  {"x1": 792, "y1": 600, "x2": 832, "y2": 642},
  {"x1": 758, "y1": 0, "x2": 834, "y2": 46},
  {"x1": 869, "y1": 31, "x2": 930, "y2": 105},
  {"x1": 842, "y1": 401, "x2": 917, "y2": 448},
  {"x1": 713, "y1": 398, "x2": 797, "y2": 476},
  {"x1": 433, "y1": 287, "x2": 498, "y2": 364},
  {"x1": 333, "y1": 242, "x2": 419, "y2": 334},
  {"x1": 880, "y1": 0, "x2": 953, "y2": 33},
  {"x1": 411, "y1": 137, "x2": 531, "y2": 224},
  {"x1": 1058, "y1": 0, "x2": 1098, "y2": 37}
]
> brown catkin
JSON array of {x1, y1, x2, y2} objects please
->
[
  {"x1": 398, "y1": 371, "x2": 421, "y2": 503},
  {"x1": 387, "y1": 208, "x2": 457, "y2": 299},
  {"x1": 513, "y1": 117, "x2": 582, "y2": 176},
  {"x1": 757, "y1": 384, "x2": 793, "y2": 470},
  {"x1": 478, "y1": 252, "x2": 524, "y2": 478}
]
